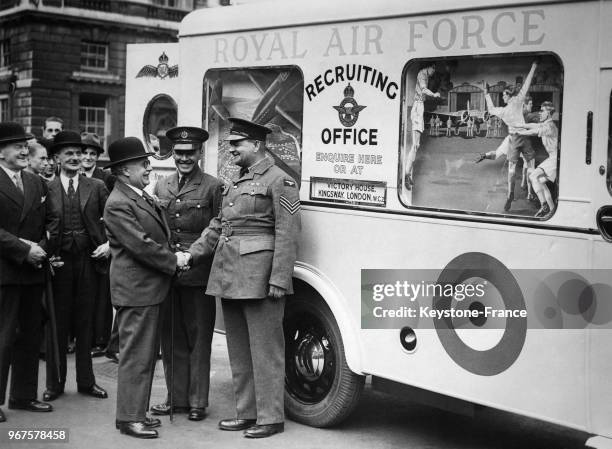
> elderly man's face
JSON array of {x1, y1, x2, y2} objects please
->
[
  {"x1": 0, "y1": 140, "x2": 29, "y2": 171},
  {"x1": 54, "y1": 146, "x2": 82, "y2": 174}
]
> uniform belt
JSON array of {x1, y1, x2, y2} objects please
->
[{"x1": 220, "y1": 224, "x2": 274, "y2": 237}]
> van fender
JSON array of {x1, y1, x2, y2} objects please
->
[{"x1": 293, "y1": 262, "x2": 364, "y2": 375}]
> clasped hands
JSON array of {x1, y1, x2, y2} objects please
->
[
  {"x1": 20, "y1": 238, "x2": 63, "y2": 269},
  {"x1": 175, "y1": 251, "x2": 191, "y2": 272}
]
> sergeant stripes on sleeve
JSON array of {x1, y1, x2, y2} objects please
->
[{"x1": 279, "y1": 195, "x2": 300, "y2": 215}]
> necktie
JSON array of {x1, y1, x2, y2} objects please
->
[
  {"x1": 143, "y1": 192, "x2": 156, "y2": 209},
  {"x1": 68, "y1": 178, "x2": 75, "y2": 197},
  {"x1": 178, "y1": 175, "x2": 186, "y2": 191},
  {"x1": 14, "y1": 173, "x2": 23, "y2": 193}
]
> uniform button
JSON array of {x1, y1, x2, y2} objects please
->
[
  {"x1": 229, "y1": 202, "x2": 234, "y2": 206},
  {"x1": 224, "y1": 237, "x2": 229, "y2": 242},
  {"x1": 196, "y1": 204, "x2": 201, "y2": 208},
  {"x1": 176, "y1": 243, "x2": 181, "y2": 248},
  {"x1": 175, "y1": 213, "x2": 180, "y2": 217},
  {"x1": 176, "y1": 199, "x2": 181, "y2": 203},
  {"x1": 176, "y1": 229, "x2": 181, "y2": 233},
  {"x1": 233, "y1": 185, "x2": 238, "y2": 189}
]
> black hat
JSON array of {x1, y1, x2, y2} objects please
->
[
  {"x1": 0, "y1": 122, "x2": 33, "y2": 145},
  {"x1": 106, "y1": 137, "x2": 153, "y2": 167},
  {"x1": 224, "y1": 118, "x2": 271, "y2": 142},
  {"x1": 166, "y1": 126, "x2": 209, "y2": 151},
  {"x1": 81, "y1": 132, "x2": 104, "y2": 154},
  {"x1": 49, "y1": 130, "x2": 88, "y2": 154}
]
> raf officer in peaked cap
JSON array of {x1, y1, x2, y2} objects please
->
[
  {"x1": 150, "y1": 126, "x2": 223, "y2": 421},
  {"x1": 185, "y1": 118, "x2": 301, "y2": 438}
]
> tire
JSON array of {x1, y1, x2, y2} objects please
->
[{"x1": 284, "y1": 293, "x2": 364, "y2": 427}]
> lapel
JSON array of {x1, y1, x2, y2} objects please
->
[
  {"x1": 48, "y1": 177, "x2": 63, "y2": 228},
  {"x1": 177, "y1": 168, "x2": 203, "y2": 197},
  {"x1": 19, "y1": 171, "x2": 39, "y2": 223},
  {"x1": 0, "y1": 167, "x2": 25, "y2": 207},
  {"x1": 78, "y1": 175, "x2": 92, "y2": 212},
  {"x1": 117, "y1": 181, "x2": 168, "y2": 236},
  {"x1": 167, "y1": 173, "x2": 180, "y2": 197}
]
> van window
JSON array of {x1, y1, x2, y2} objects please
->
[
  {"x1": 400, "y1": 54, "x2": 562, "y2": 219},
  {"x1": 203, "y1": 67, "x2": 303, "y2": 185}
]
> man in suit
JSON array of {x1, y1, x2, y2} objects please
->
[
  {"x1": 43, "y1": 131, "x2": 109, "y2": 402},
  {"x1": 150, "y1": 126, "x2": 223, "y2": 421},
  {"x1": 0, "y1": 122, "x2": 55, "y2": 422},
  {"x1": 104, "y1": 137, "x2": 185, "y2": 439},
  {"x1": 186, "y1": 118, "x2": 301, "y2": 439},
  {"x1": 80, "y1": 132, "x2": 116, "y2": 358}
]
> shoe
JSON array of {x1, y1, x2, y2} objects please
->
[
  {"x1": 503, "y1": 192, "x2": 514, "y2": 212},
  {"x1": 117, "y1": 421, "x2": 158, "y2": 439},
  {"x1": 535, "y1": 204, "x2": 551, "y2": 218},
  {"x1": 150, "y1": 403, "x2": 189, "y2": 415},
  {"x1": 8, "y1": 399, "x2": 53, "y2": 412},
  {"x1": 244, "y1": 423, "x2": 284, "y2": 438},
  {"x1": 91, "y1": 346, "x2": 106, "y2": 358},
  {"x1": 116, "y1": 417, "x2": 161, "y2": 430},
  {"x1": 218, "y1": 418, "x2": 257, "y2": 431},
  {"x1": 188, "y1": 408, "x2": 207, "y2": 421},
  {"x1": 78, "y1": 383, "x2": 108, "y2": 399},
  {"x1": 0, "y1": 407, "x2": 5, "y2": 423},
  {"x1": 42, "y1": 388, "x2": 64, "y2": 402},
  {"x1": 104, "y1": 351, "x2": 118, "y2": 364}
]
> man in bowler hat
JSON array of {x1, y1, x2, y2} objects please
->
[
  {"x1": 185, "y1": 118, "x2": 301, "y2": 438},
  {"x1": 0, "y1": 122, "x2": 56, "y2": 422},
  {"x1": 43, "y1": 131, "x2": 109, "y2": 402},
  {"x1": 150, "y1": 126, "x2": 223, "y2": 421},
  {"x1": 103, "y1": 136, "x2": 187, "y2": 439}
]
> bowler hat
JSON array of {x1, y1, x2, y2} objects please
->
[
  {"x1": 224, "y1": 118, "x2": 271, "y2": 142},
  {"x1": 166, "y1": 126, "x2": 209, "y2": 151},
  {"x1": 0, "y1": 122, "x2": 33, "y2": 145},
  {"x1": 81, "y1": 132, "x2": 104, "y2": 154},
  {"x1": 106, "y1": 137, "x2": 153, "y2": 167},
  {"x1": 49, "y1": 130, "x2": 88, "y2": 154}
]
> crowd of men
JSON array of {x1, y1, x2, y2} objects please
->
[{"x1": 0, "y1": 116, "x2": 301, "y2": 439}]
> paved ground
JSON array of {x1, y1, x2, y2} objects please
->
[{"x1": 2, "y1": 332, "x2": 590, "y2": 449}]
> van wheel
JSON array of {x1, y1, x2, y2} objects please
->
[{"x1": 284, "y1": 294, "x2": 364, "y2": 427}]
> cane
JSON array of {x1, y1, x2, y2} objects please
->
[
  {"x1": 170, "y1": 280, "x2": 175, "y2": 423},
  {"x1": 42, "y1": 261, "x2": 62, "y2": 386}
]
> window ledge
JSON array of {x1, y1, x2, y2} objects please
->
[
  {"x1": 70, "y1": 71, "x2": 122, "y2": 85},
  {"x1": 0, "y1": 67, "x2": 12, "y2": 78}
]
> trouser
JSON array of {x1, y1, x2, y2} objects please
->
[
  {"x1": 0, "y1": 284, "x2": 44, "y2": 404},
  {"x1": 161, "y1": 287, "x2": 216, "y2": 409},
  {"x1": 115, "y1": 304, "x2": 161, "y2": 422},
  {"x1": 106, "y1": 310, "x2": 119, "y2": 354},
  {"x1": 92, "y1": 271, "x2": 112, "y2": 348},
  {"x1": 222, "y1": 297, "x2": 285, "y2": 425},
  {"x1": 46, "y1": 250, "x2": 97, "y2": 390}
]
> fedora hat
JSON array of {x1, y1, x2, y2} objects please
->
[
  {"x1": 106, "y1": 137, "x2": 153, "y2": 167},
  {"x1": 49, "y1": 130, "x2": 88, "y2": 155},
  {"x1": 0, "y1": 122, "x2": 33, "y2": 145},
  {"x1": 81, "y1": 132, "x2": 104, "y2": 154}
]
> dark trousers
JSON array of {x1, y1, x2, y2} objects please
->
[
  {"x1": 0, "y1": 284, "x2": 44, "y2": 404},
  {"x1": 106, "y1": 310, "x2": 119, "y2": 354},
  {"x1": 92, "y1": 272, "x2": 112, "y2": 347},
  {"x1": 161, "y1": 288, "x2": 215, "y2": 409},
  {"x1": 46, "y1": 250, "x2": 97, "y2": 390},
  {"x1": 116, "y1": 304, "x2": 161, "y2": 422},
  {"x1": 222, "y1": 297, "x2": 285, "y2": 425}
]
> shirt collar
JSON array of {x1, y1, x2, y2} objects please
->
[
  {"x1": 125, "y1": 183, "x2": 144, "y2": 197},
  {"x1": 60, "y1": 172, "x2": 79, "y2": 193},
  {"x1": 0, "y1": 164, "x2": 20, "y2": 180}
]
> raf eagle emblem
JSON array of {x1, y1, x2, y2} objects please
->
[
  {"x1": 136, "y1": 52, "x2": 178, "y2": 79},
  {"x1": 333, "y1": 83, "x2": 366, "y2": 127}
]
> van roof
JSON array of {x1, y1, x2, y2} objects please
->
[{"x1": 180, "y1": 0, "x2": 574, "y2": 38}]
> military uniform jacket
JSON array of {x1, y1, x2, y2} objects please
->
[
  {"x1": 104, "y1": 181, "x2": 176, "y2": 307},
  {"x1": 189, "y1": 156, "x2": 300, "y2": 299},
  {"x1": 0, "y1": 169, "x2": 57, "y2": 286},
  {"x1": 153, "y1": 167, "x2": 223, "y2": 287}
]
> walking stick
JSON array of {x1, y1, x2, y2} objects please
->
[
  {"x1": 170, "y1": 278, "x2": 176, "y2": 423},
  {"x1": 42, "y1": 261, "x2": 62, "y2": 386}
]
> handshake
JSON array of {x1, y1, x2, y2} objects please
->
[{"x1": 175, "y1": 251, "x2": 192, "y2": 272}]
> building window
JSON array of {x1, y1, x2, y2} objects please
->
[
  {"x1": 79, "y1": 94, "x2": 108, "y2": 147},
  {"x1": 0, "y1": 39, "x2": 10, "y2": 68},
  {"x1": 153, "y1": 0, "x2": 180, "y2": 7},
  {"x1": 81, "y1": 41, "x2": 108, "y2": 70},
  {"x1": 0, "y1": 96, "x2": 8, "y2": 122}
]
